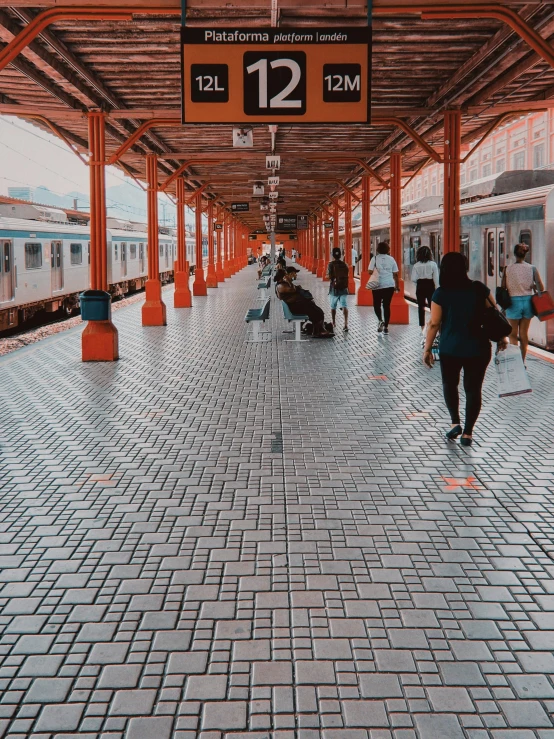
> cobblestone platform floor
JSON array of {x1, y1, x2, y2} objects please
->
[{"x1": 1, "y1": 265, "x2": 554, "y2": 739}]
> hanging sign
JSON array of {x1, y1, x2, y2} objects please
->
[
  {"x1": 277, "y1": 215, "x2": 298, "y2": 231},
  {"x1": 268, "y1": 176, "x2": 280, "y2": 187},
  {"x1": 324, "y1": 221, "x2": 333, "y2": 229},
  {"x1": 296, "y1": 215, "x2": 309, "y2": 230},
  {"x1": 231, "y1": 202, "x2": 249, "y2": 212},
  {"x1": 181, "y1": 27, "x2": 371, "y2": 124},
  {"x1": 214, "y1": 222, "x2": 223, "y2": 230}
]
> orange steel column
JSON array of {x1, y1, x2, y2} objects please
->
[
  {"x1": 174, "y1": 177, "x2": 192, "y2": 308},
  {"x1": 142, "y1": 154, "x2": 167, "y2": 326},
  {"x1": 323, "y1": 216, "x2": 330, "y2": 281},
  {"x1": 316, "y1": 216, "x2": 325, "y2": 278},
  {"x1": 205, "y1": 202, "x2": 218, "y2": 288},
  {"x1": 82, "y1": 112, "x2": 119, "y2": 361},
  {"x1": 344, "y1": 191, "x2": 355, "y2": 294},
  {"x1": 215, "y1": 209, "x2": 225, "y2": 282},
  {"x1": 224, "y1": 220, "x2": 231, "y2": 278},
  {"x1": 444, "y1": 110, "x2": 462, "y2": 254},
  {"x1": 357, "y1": 175, "x2": 373, "y2": 306},
  {"x1": 310, "y1": 218, "x2": 317, "y2": 273},
  {"x1": 193, "y1": 192, "x2": 207, "y2": 295},
  {"x1": 333, "y1": 203, "x2": 340, "y2": 265},
  {"x1": 389, "y1": 152, "x2": 409, "y2": 324}
]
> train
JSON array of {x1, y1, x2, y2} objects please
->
[
  {"x1": 338, "y1": 170, "x2": 554, "y2": 350},
  {"x1": 0, "y1": 203, "x2": 206, "y2": 333}
]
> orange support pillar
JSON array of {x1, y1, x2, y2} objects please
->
[
  {"x1": 174, "y1": 177, "x2": 192, "y2": 308},
  {"x1": 322, "y1": 216, "x2": 330, "y2": 281},
  {"x1": 215, "y1": 209, "x2": 225, "y2": 282},
  {"x1": 316, "y1": 216, "x2": 325, "y2": 278},
  {"x1": 344, "y1": 191, "x2": 355, "y2": 294},
  {"x1": 205, "y1": 202, "x2": 218, "y2": 288},
  {"x1": 142, "y1": 154, "x2": 167, "y2": 326},
  {"x1": 389, "y1": 152, "x2": 409, "y2": 324},
  {"x1": 444, "y1": 110, "x2": 461, "y2": 254},
  {"x1": 333, "y1": 203, "x2": 340, "y2": 264},
  {"x1": 193, "y1": 192, "x2": 207, "y2": 295},
  {"x1": 310, "y1": 219, "x2": 316, "y2": 273},
  {"x1": 357, "y1": 175, "x2": 373, "y2": 306},
  {"x1": 224, "y1": 220, "x2": 231, "y2": 278},
  {"x1": 82, "y1": 112, "x2": 119, "y2": 361}
]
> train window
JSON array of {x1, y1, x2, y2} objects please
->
[
  {"x1": 159, "y1": 245, "x2": 164, "y2": 256},
  {"x1": 409, "y1": 236, "x2": 421, "y2": 265},
  {"x1": 88, "y1": 243, "x2": 91, "y2": 264},
  {"x1": 114, "y1": 243, "x2": 118, "y2": 260},
  {"x1": 498, "y1": 231, "x2": 506, "y2": 277},
  {"x1": 519, "y1": 230, "x2": 532, "y2": 262},
  {"x1": 70, "y1": 243, "x2": 83, "y2": 265},
  {"x1": 3, "y1": 242, "x2": 11, "y2": 272},
  {"x1": 460, "y1": 234, "x2": 470, "y2": 261},
  {"x1": 487, "y1": 232, "x2": 495, "y2": 277},
  {"x1": 129, "y1": 244, "x2": 137, "y2": 259},
  {"x1": 24, "y1": 243, "x2": 42, "y2": 270}
]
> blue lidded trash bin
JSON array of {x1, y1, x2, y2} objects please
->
[{"x1": 79, "y1": 290, "x2": 111, "y2": 321}]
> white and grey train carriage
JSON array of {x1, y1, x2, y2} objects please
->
[
  {"x1": 0, "y1": 204, "x2": 199, "y2": 333},
  {"x1": 344, "y1": 171, "x2": 554, "y2": 351}
]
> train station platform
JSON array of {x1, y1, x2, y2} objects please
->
[{"x1": 2, "y1": 265, "x2": 554, "y2": 739}]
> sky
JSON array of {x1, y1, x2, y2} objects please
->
[{"x1": 0, "y1": 116, "x2": 183, "y2": 223}]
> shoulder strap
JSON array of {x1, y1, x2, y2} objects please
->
[{"x1": 501, "y1": 267, "x2": 507, "y2": 289}]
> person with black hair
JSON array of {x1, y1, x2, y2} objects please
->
[
  {"x1": 504, "y1": 242, "x2": 544, "y2": 362},
  {"x1": 411, "y1": 245, "x2": 439, "y2": 342},
  {"x1": 367, "y1": 242, "x2": 399, "y2": 334},
  {"x1": 274, "y1": 269, "x2": 333, "y2": 338},
  {"x1": 327, "y1": 246, "x2": 350, "y2": 331},
  {"x1": 423, "y1": 252, "x2": 507, "y2": 447}
]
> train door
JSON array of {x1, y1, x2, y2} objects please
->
[
  {"x1": 484, "y1": 227, "x2": 505, "y2": 292},
  {"x1": 121, "y1": 242, "x2": 127, "y2": 277},
  {"x1": 165, "y1": 243, "x2": 169, "y2": 268},
  {"x1": 139, "y1": 242, "x2": 145, "y2": 273},
  {"x1": 51, "y1": 241, "x2": 63, "y2": 291},
  {"x1": 0, "y1": 240, "x2": 14, "y2": 302},
  {"x1": 430, "y1": 231, "x2": 442, "y2": 264}
]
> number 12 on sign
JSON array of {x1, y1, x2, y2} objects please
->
[{"x1": 244, "y1": 52, "x2": 306, "y2": 115}]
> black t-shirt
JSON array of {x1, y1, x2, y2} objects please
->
[{"x1": 432, "y1": 281, "x2": 491, "y2": 357}]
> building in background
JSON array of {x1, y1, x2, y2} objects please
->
[
  {"x1": 371, "y1": 111, "x2": 554, "y2": 217},
  {"x1": 8, "y1": 186, "x2": 34, "y2": 201}
]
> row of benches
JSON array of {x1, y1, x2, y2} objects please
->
[{"x1": 245, "y1": 264, "x2": 308, "y2": 342}]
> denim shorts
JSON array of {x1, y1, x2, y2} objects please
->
[
  {"x1": 330, "y1": 290, "x2": 348, "y2": 310},
  {"x1": 505, "y1": 295, "x2": 534, "y2": 320}
]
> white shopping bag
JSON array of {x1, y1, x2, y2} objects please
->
[{"x1": 495, "y1": 344, "x2": 532, "y2": 398}]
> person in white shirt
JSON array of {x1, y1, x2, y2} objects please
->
[
  {"x1": 351, "y1": 246, "x2": 358, "y2": 276},
  {"x1": 411, "y1": 246, "x2": 439, "y2": 339},
  {"x1": 367, "y1": 242, "x2": 399, "y2": 335}
]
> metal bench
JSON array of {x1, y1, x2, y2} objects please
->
[
  {"x1": 245, "y1": 298, "x2": 271, "y2": 342},
  {"x1": 281, "y1": 300, "x2": 309, "y2": 342},
  {"x1": 257, "y1": 275, "x2": 271, "y2": 300}
]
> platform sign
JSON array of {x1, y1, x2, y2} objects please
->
[
  {"x1": 214, "y1": 222, "x2": 223, "y2": 230},
  {"x1": 296, "y1": 215, "x2": 308, "y2": 230},
  {"x1": 277, "y1": 215, "x2": 298, "y2": 231},
  {"x1": 181, "y1": 27, "x2": 371, "y2": 124},
  {"x1": 324, "y1": 221, "x2": 333, "y2": 229},
  {"x1": 231, "y1": 202, "x2": 249, "y2": 212}
]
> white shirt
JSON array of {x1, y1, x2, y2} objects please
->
[
  {"x1": 369, "y1": 254, "x2": 398, "y2": 289},
  {"x1": 411, "y1": 260, "x2": 439, "y2": 286}
]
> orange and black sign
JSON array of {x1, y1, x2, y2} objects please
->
[{"x1": 181, "y1": 27, "x2": 371, "y2": 124}]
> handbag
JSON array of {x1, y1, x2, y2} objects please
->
[
  {"x1": 495, "y1": 269, "x2": 511, "y2": 309},
  {"x1": 366, "y1": 255, "x2": 381, "y2": 290},
  {"x1": 472, "y1": 283, "x2": 512, "y2": 341},
  {"x1": 531, "y1": 291, "x2": 554, "y2": 321}
]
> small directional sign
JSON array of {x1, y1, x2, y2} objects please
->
[
  {"x1": 296, "y1": 215, "x2": 308, "y2": 230},
  {"x1": 214, "y1": 222, "x2": 223, "y2": 230},
  {"x1": 268, "y1": 176, "x2": 280, "y2": 187},
  {"x1": 324, "y1": 221, "x2": 333, "y2": 229},
  {"x1": 277, "y1": 215, "x2": 298, "y2": 231},
  {"x1": 231, "y1": 202, "x2": 249, "y2": 212}
]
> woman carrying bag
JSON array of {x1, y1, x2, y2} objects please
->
[
  {"x1": 423, "y1": 252, "x2": 509, "y2": 447},
  {"x1": 366, "y1": 242, "x2": 400, "y2": 335},
  {"x1": 503, "y1": 243, "x2": 545, "y2": 363}
]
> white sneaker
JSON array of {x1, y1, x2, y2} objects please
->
[{"x1": 377, "y1": 321, "x2": 385, "y2": 333}]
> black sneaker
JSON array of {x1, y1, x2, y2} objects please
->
[
  {"x1": 377, "y1": 321, "x2": 385, "y2": 333},
  {"x1": 383, "y1": 326, "x2": 389, "y2": 335}
]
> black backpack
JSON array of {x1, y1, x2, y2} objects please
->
[{"x1": 331, "y1": 260, "x2": 349, "y2": 291}]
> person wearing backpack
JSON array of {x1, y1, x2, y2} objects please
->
[
  {"x1": 327, "y1": 247, "x2": 350, "y2": 331},
  {"x1": 367, "y1": 242, "x2": 400, "y2": 334}
]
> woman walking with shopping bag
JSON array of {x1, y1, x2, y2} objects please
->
[
  {"x1": 423, "y1": 252, "x2": 509, "y2": 447},
  {"x1": 366, "y1": 242, "x2": 400, "y2": 335}
]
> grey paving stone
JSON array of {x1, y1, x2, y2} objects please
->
[
  {"x1": 25, "y1": 678, "x2": 73, "y2": 703},
  {"x1": 360, "y1": 675, "x2": 402, "y2": 699},
  {"x1": 19, "y1": 655, "x2": 64, "y2": 676},
  {"x1": 168, "y1": 652, "x2": 208, "y2": 674},
  {"x1": 87, "y1": 642, "x2": 129, "y2": 665},
  {"x1": 499, "y1": 700, "x2": 553, "y2": 728},
  {"x1": 374, "y1": 650, "x2": 417, "y2": 673},
  {"x1": 202, "y1": 701, "x2": 247, "y2": 730},
  {"x1": 110, "y1": 689, "x2": 156, "y2": 716},
  {"x1": 414, "y1": 714, "x2": 465, "y2": 739},
  {"x1": 125, "y1": 716, "x2": 174, "y2": 739},
  {"x1": 296, "y1": 661, "x2": 335, "y2": 685},
  {"x1": 98, "y1": 665, "x2": 143, "y2": 689},
  {"x1": 342, "y1": 700, "x2": 388, "y2": 727},
  {"x1": 185, "y1": 675, "x2": 227, "y2": 700},
  {"x1": 440, "y1": 662, "x2": 486, "y2": 686},
  {"x1": 426, "y1": 687, "x2": 475, "y2": 713},
  {"x1": 35, "y1": 703, "x2": 85, "y2": 732},
  {"x1": 253, "y1": 662, "x2": 293, "y2": 685},
  {"x1": 508, "y1": 674, "x2": 554, "y2": 698}
]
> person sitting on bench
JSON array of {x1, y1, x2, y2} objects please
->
[{"x1": 274, "y1": 269, "x2": 333, "y2": 338}]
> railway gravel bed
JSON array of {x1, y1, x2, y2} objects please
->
[{"x1": 0, "y1": 285, "x2": 173, "y2": 357}]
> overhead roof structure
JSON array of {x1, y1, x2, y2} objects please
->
[{"x1": 2, "y1": 1, "x2": 554, "y2": 229}]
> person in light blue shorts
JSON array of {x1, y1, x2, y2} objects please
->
[
  {"x1": 327, "y1": 247, "x2": 350, "y2": 331},
  {"x1": 504, "y1": 242, "x2": 545, "y2": 361}
]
